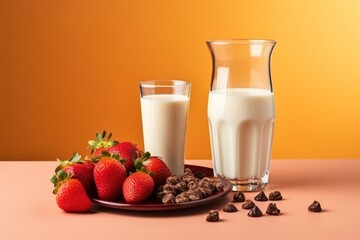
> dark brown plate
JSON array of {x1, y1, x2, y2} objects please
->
[{"x1": 91, "y1": 164, "x2": 232, "y2": 211}]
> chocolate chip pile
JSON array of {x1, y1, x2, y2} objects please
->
[
  {"x1": 206, "y1": 190, "x2": 323, "y2": 222},
  {"x1": 156, "y1": 168, "x2": 224, "y2": 204}
]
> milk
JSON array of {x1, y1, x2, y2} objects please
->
[
  {"x1": 208, "y1": 88, "x2": 274, "y2": 182},
  {"x1": 140, "y1": 94, "x2": 190, "y2": 176}
]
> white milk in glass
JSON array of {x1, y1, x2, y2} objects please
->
[
  {"x1": 208, "y1": 88, "x2": 274, "y2": 181},
  {"x1": 140, "y1": 94, "x2": 189, "y2": 176}
]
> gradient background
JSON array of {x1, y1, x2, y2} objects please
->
[{"x1": 1, "y1": 0, "x2": 359, "y2": 160}]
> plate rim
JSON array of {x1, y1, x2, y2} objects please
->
[{"x1": 91, "y1": 164, "x2": 232, "y2": 211}]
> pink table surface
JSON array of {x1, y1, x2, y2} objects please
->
[{"x1": 1, "y1": 159, "x2": 359, "y2": 240}]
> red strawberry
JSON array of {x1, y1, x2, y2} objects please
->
[
  {"x1": 135, "y1": 152, "x2": 172, "y2": 187},
  {"x1": 122, "y1": 172, "x2": 154, "y2": 204},
  {"x1": 93, "y1": 156, "x2": 127, "y2": 201},
  {"x1": 88, "y1": 131, "x2": 141, "y2": 172},
  {"x1": 106, "y1": 141, "x2": 140, "y2": 172},
  {"x1": 55, "y1": 152, "x2": 95, "y2": 195},
  {"x1": 51, "y1": 170, "x2": 92, "y2": 213}
]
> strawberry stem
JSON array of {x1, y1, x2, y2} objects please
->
[
  {"x1": 50, "y1": 170, "x2": 74, "y2": 194},
  {"x1": 88, "y1": 130, "x2": 119, "y2": 153},
  {"x1": 134, "y1": 151, "x2": 151, "y2": 171},
  {"x1": 55, "y1": 152, "x2": 82, "y2": 173},
  {"x1": 91, "y1": 151, "x2": 126, "y2": 164}
]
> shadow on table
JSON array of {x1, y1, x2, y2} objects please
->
[{"x1": 91, "y1": 195, "x2": 231, "y2": 218}]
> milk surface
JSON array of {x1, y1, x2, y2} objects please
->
[
  {"x1": 141, "y1": 94, "x2": 189, "y2": 176},
  {"x1": 208, "y1": 88, "x2": 274, "y2": 180}
]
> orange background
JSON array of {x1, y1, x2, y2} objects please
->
[{"x1": 1, "y1": 0, "x2": 360, "y2": 160}]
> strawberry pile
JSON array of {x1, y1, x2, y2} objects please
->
[{"x1": 50, "y1": 131, "x2": 172, "y2": 213}]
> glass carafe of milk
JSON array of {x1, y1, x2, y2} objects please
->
[{"x1": 206, "y1": 39, "x2": 276, "y2": 191}]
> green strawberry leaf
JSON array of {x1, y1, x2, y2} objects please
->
[
  {"x1": 88, "y1": 130, "x2": 119, "y2": 152},
  {"x1": 69, "y1": 152, "x2": 81, "y2": 163},
  {"x1": 58, "y1": 170, "x2": 67, "y2": 181},
  {"x1": 50, "y1": 175, "x2": 58, "y2": 185},
  {"x1": 112, "y1": 154, "x2": 120, "y2": 161},
  {"x1": 51, "y1": 170, "x2": 73, "y2": 195},
  {"x1": 139, "y1": 166, "x2": 148, "y2": 174},
  {"x1": 142, "y1": 151, "x2": 151, "y2": 159},
  {"x1": 134, "y1": 158, "x2": 144, "y2": 170},
  {"x1": 101, "y1": 130, "x2": 106, "y2": 139},
  {"x1": 88, "y1": 140, "x2": 97, "y2": 146},
  {"x1": 101, "y1": 151, "x2": 111, "y2": 157}
]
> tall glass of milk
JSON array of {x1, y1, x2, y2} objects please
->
[
  {"x1": 139, "y1": 80, "x2": 191, "y2": 177},
  {"x1": 206, "y1": 39, "x2": 276, "y2": 191}
]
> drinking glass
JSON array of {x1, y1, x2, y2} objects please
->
[
  {"x1": 140, "y1": 80, "x2": 191, "y2": 177},
  {"x1": 207, "y1": 39, "x2": 276, "y2": 191}
]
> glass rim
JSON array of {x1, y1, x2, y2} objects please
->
[
  {"x1": 206, "y1": 39, "x2": 276, "y2": 45},
  {"x1": 140, "y1": 80, "x2": 191, "y2": 88}
]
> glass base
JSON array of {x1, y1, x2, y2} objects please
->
[
  {"x1": 219, "y1": 172, "x2": 270, "y2": 192},
  {"x1": 229, "y1": 179, "x2": 267, "y2": 192}
]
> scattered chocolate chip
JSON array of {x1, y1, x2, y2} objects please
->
[
  {"x1": 242, "y1": 199, "x2": 256, "y2": 209},
  {"x1": 254, "y1": 191, "x2": 268, "y2": 201},
  {"x1": 233, "y1": 192, "x2": 245, "y2": 202},
  {"x1": 206, "y1": 210, "x2": 220, "y2": 222},
  {"x1": 248, "y1": 206, "x2": 263, "y2": 217},
  {"x1": 266, "y1": 203, "x2": 281, "y2": 215},
  {"x1": 308, "y1": 200, "x2": 322, "y2": 212},
  {"x1": 269, "y1": 191, "x2": 283, "y2": 200},
  {"x1": 223, "y1": 203, "x2": 238, "y2": 212}
]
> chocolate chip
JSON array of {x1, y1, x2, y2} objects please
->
[
  {"x1": 175, "y1": 192, "x2": 190, "y2": 203},
  {"x1": 214, "y1": 182, "x2": 224, "y2": 191},
  {"x1": 242, "y1": 199, "x2": 256, "y2": 209},
  {"x1": 174, "y1": 182, "x2": 187, "y2": 193},
  {"x1": 248, "y1": 206, "x2": 263, "y2": 217},
  {"x1": 187, "y1": 180, "x2": 198, "y2": 190},
  {"x1": 197, "y1": 185, "x2": 213, "y2": 196},
  {"x1": 166, "y1": 176, "x2": 180, "y2": 185},
  {"x1": 162, "y1": 193, "x2": 175, "y2": 204},
  {"x1": 266, "y1": 203, "x2": 281, "y2": 215},
  {"x1": 233, "y1": 192, "x2": 245, "y2": 202},
  {"x1": 163, "y1": 184, "x2": 175, "y2": 193},
  {"x1": 254, "y1": 191, "x2": 268, "y2": 201},
  {"x1": 223, "y1": 203, "x2": 238, "y2": 212},
  {"x1": 206, "y1": 210, "x2": 220, "y2": 222},
  {"x1": 186, "y1": 189, "x2": 203, "y2": 201},
  {"x1": 269, "y1": 191, "x2": 283, "y2": 200},
  {"x1": 308, "y1": 200, "x2": 322, "y2": 212},
  {"x1": 195, "y1": 171, "x2": 207, "y2": 179}
]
